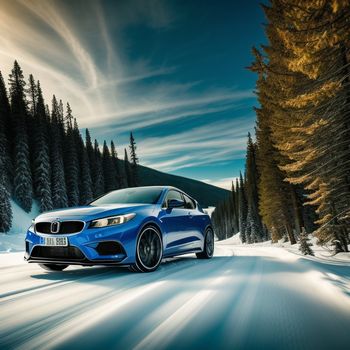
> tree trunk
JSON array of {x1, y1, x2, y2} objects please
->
[
  {"x1": 290, "y1": 185, "x2": 302, "y2": 236},
  {"x1": 285, "y1": 223, "x2": 296, "y2": 245}
]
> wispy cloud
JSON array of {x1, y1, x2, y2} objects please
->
[
  {"x1": 20, "y1": 0, "x2": 101, "y2": 87},
  {"x1": 129, "y1": 117, "x2": 255, "y2": 172},
  {"x1": 101, "y1": 104, "x2": 237, "y2": 133},
  {"x1": 81, "y1": 88, "x2": 253, "y2": 127},
  {"x1": 0, "y1": 0, "x2": 254, "y2": 186}
]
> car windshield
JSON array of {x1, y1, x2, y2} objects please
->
[{"x1": 90, "y1": 188, "x2": 163, "y2": 206}]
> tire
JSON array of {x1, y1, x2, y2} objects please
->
[
  {"x1": 39, "y1": 263, "x2": 69, "y2": 271},
  {"x1": 130, "y1": 226, "x2": 163, "y2": 273},
  {"x1": 196, "y1": 228, "x2": 214, "y2": 259}
]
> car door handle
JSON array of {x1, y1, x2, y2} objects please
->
[{"x1": 188, "y1": 212, "x2": 193, "y2": 218}]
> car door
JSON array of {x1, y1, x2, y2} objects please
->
[
  {"x1": 182, "y1": 193, "x2": 203, "y2": 250},
  {"x1": 159, "y1": 190, "x2": 190, "y2": 254}
]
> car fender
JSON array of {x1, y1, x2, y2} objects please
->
[
  {"x1": 137, "y1": 217, "x2": 164, "y2": 242},
  {"x1": 123, "y1": 217, "x2": 164, "y2": 264}
]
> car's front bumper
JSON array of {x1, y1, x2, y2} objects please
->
[{"x1": 24, "y1": 219, "x2": 142, "y2": 266}]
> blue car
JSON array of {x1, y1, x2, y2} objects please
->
[{"x1": 25, "y1": 186, "x2": 214, "y2": 272}]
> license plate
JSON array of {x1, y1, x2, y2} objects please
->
[{"x1": 44, "y1": 237, "x2": 68, "y2": 246}]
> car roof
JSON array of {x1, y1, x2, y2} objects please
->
[
  {"x1": 123, "y1": 186, "x2": 195, "y2": 200},
  {"x1": 124, "y1": 185, "x2": 182, "y2": 191},
  {"x1": 102, "y1": 186, "x2": 198, "y2": 205}
]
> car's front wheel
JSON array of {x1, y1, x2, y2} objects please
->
[
  {"x1": 196, "y1": 228, "x2": 214, "y2": 259},
  {"x1": 130, "y1": 226, "x2": 163, "y2": 272},
  {"x1": 39, "y1": 264, "x2": 69, "y2": 271}
]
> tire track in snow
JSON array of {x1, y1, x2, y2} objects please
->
[
  {"x1": 132, "y1": 261, "x2": 237, "y2": 350},
  {"x1": 57, "y1": 254, "x2": 239, "y2": 350},
  {"x1": 38, "y1": 256, "x2": 234, "y2": 350},
  {"x1": 0, "y1": 268, "x2": 114, "y2": 302},
  {"x1": 0, "y1": 256, "x2": 228, "y2": 350}
]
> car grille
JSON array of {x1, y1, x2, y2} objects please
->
[
  {"x1": 35, "y1": 221, "x2": 84, "y2": 234},
  {"x1": 31, "y1": 246, "x2": 85, "y2": 260}
]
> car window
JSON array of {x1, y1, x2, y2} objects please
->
[
  {"x1": 164, "y1": 190, "x2": 185, "y2": 208},
  {"x1": 183, "y1": 194, "x2": 196, "y2": 209},
  {"x1": 90, "y1": 187, "x2": 163, "y2": 205}
]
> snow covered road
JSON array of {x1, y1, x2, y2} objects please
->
[{"x1": 1, "y1": 242, "x2": 350, "y2": 350}]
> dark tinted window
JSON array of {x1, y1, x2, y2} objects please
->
[
  {"x1": 164, "y1": 190, "x2": 185, "y2": 208},
  {"x1": 183, "y1": 194, "x2": 196, "y2": 209},
  {"x1": 90, "y1": 188, "x2": 162, "y2": 205}
]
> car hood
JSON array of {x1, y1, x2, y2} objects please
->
[{"x1": 35, "y1": 204, "x2": 153, "y2": 222}]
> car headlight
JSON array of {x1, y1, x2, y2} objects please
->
[{"x1": 90, "y1": 213, "x2": 136, "y2": 228}]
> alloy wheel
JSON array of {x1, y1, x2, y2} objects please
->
[
  {"x1": 136, "y1": 226, "x2": 162, "y2": 271},
  {"x1": 205, "y1": 229, "x2": 214, "y2": 257}
]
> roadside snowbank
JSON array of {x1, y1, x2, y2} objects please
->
[
  {"x1": 220, "y1": 232, "x2": 350, "y2": 265},
  {"x1": 0, "y1": 200, "x2": 39, "y2": 253}
]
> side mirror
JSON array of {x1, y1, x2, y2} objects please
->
[{"x1": 168, "y1": 199, "x2": 184, "y2": 208}]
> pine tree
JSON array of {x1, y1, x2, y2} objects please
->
[
  {"x1": 0, "y1": 167, "x2": 12, "y2": 232},
  {"x1": 245, "y1": 133, "x2": 264, "y2": 242},
  {"x1": 0, "y1": 71, "x2": 13, "y2": 191},
  {"x1": 74, "y1": 122, "x2": 92, "y2": 204},
  {"x1": 124, "y1": 148, "x2": 132, "y2": 187},
  {"x1": 214, "y1": 194, "x2": 239, "y2": 239},
  {"x1": 8, "y1": 61, "x2": 32, "y2": 212},
  {"x1": 26, "y1": 74, "x2": 37, "y2": 116},
  {"x1": 25, "y1": 74, "x2": 36, "y2": 162},
  {"x1": 58, "y1": 99, "x2": 65, "y2": 139},
  {"x1": 94, "y1": 140, "x2": 105, "y2": 196},
  {"x1": 249, "y1": 46, "x2": 300, "y2": 245},
  {"x1": 255, "y1": 1, "x2": 350, "y2": 251},
  {"x1": 65, "y1": 102, "x2": 73, "y2": 129},
  {"x1": 79, "y1": 146, "x2": 93, "y2": 204},
  {"x1": 102, "y1": 140, "x2": 116, "y2": 192},
  {"x1": 212, "y1": 201, "x2": 228, "y2": 240},
  {"x1": 111, "y1": 141, "x2": 124, "y2": 189},
  {"x1": 245, "y1": 205, "x2": 252, "y2": 244},
  {"x1": 0, "y1": 101, "x2": 12, "y2": 231},
  {"x1": 50, "y1": 95, "x2": 67, "y2": 208},
  {"x1": 231, "y1": 181, "x2": 239, "y2": 233},
  {"x1": 129, "y1": 132, "x2": 139, "y2": 186},
  {"x1": 31, "y1": 80, "x2": 52, "y2": 212},
  {"x1": 238, "y1": 172, "x2": 248, "y2": 243},
  {"x1": 299, "y1": 229, "x2": 314, "y2": 256},
  {"x1": 85, "y1": 129, "x2": 98, "y2": 197},
  {"x1": 64, "y1": 105, "x2": 79, "y2": 206},
  {"x1": 235, "y1": 177, "x2": 240, "y2": 219}
]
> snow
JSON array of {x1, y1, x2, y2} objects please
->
[
  {"x1": 0, "y1": 240, "x2": 349, "y2": 349},
  {"x1": 0, "y1": 200, "x2": 39, "y2": 253},
  {"x1": 221, "y1": 232, "x2": 350, "y2": 264},
  {"x1": 203, "y1": 206, "x2": 215, "y2": 217},
  {"x1": 218, "y1": 232, "x2": 243, "y2": 245}
]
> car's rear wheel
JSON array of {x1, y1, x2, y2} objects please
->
[
  {"x1": 39, "y1": 263, "x2": 69, "y2": 271},
  {"x1": 130, "y1": 226, "x2": 163, "y2": 272},
  {"x1": 196, "y1": 228, "x2": 214, "y2": 259}
]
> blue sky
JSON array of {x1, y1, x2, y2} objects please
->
[{"x1": 0, "y1": 0, "x2": 266, "y2": 189}]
